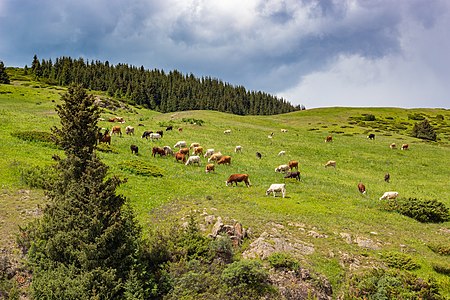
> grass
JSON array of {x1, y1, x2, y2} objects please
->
[{"x1": 1, "y1": 76, "x2": 450, "y2": 296}]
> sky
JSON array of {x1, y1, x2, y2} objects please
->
[{"x1": 1, "y1": 0, "x2": 449, "y2": 109}]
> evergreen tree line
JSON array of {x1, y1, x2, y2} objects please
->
[{"x1": 30, "y1": 55, "x2": 302, "y2": 115}]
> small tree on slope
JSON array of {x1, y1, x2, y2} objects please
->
[
  {"x1": 0, "y1": 60, "x2": 10, "y2": 84},
  {"x1": 28, "y1": 84, "x2": 145, "y2": 299}
]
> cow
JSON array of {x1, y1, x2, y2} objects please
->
[
  {"x1": 324, "y1": 160, "x2": 336, "y2": 168},
  {"x1": 281, "y1": 129, "x2": 288, "y2": 133},
  {"x1": 278, "y1": 150, "x2": 286, "y2": 156},
  {"x1": 193, "y1": 146, "x2": 204, "y2": 155},
  {"x1": 163, "y1": 146, "x2": 174, "y2": 156},
  {"x1": 125, "y1": 126, "x2": 135, "y2": 135},
  {"x1": 178, "y1": 127, "x2": 183, "y2": 132},
  {"x1": 99, "y1": 133, "x2": 111, "y2": 145},
  {"x1": 275, "y1": 164, "x2": 290, "y2": 173},
  {"x1": 110, "y1": 126, "x2": 122, "y2": 136},
  {"x1": 226, "y1": 174, "x2": 251, "y2": 187},
  {"x1": 204, "y1": 149, "x2": 215, "y2": 158},
  {"x1": 235, "y1": 146, "x2": 242, "y2": 153},
  {"x1": 156, "y1": 130, "x2": 164, "y2": 138},
  {"x1": 256, "y1": 152, "x2": 262, "y2": 159},
  {"x1": 142, "y1": 130, "x2": 153, "y2": 139},
  {"x1": 174, "y1": 140, "x2": 187, "y2": 148},
  {"x1": 288, "y1": 160, "x2": 299, "y2": 171},
  {"x1": 268, "y1": 132, "x2": 274, "y2": 139},
  {"x1": 108, "y1": 116, "x2": 125, "y2": 123},
  {"x1": 185, "y1": 155, "x2": 201, "y2": 166},
  {"x1": 384, "y1": 173, "x2": 390, "y2": 183},
  {"x1": 401, "y1": 144, "x2": 409, "y2": 150},
  {"x1": 175, "y1": 152, "x2": 186, "y2": 163},
  {"x1": 390, "y1": 143, "x2": 396, "y2": 149},
  {"x1": 266, "y1": 184, "x2": 286, "y2": 198},
  {"x1": 379, "y1": 191, "x2": 399, "y2": 200},
  {"x1": 217, "y1": 156, "x2": 232, "y2": 165},
  {"x1": 224, "y1": 129, "x2": 232, "y2": 134},
  {"x1": 166, "y1": 126, "x2": 173, "y2": 131},
  {"x1": 179, "y1": 147, "x2": 190, "y2": 156},
  {"x1": 367, "y1": 133, "x2": 375, "y2": 140},
  {"x1": 284, "y1": 171, "x2": 300, "y2": 181},
  {"x1": 205, "y1": 163, "x2": 215, "y2": 173},
  {"x1": 130, "y1": 144, "x2": 138, "y2": 155},
  {"x1": 190, "y1": 142, "x2": 200, "y2": 149},
  {"x1": 152, "y1": 147, "x2": 166, "y2": 157},
  {"x1": 208, "y1": 152, "x2": 223, "y2": 163},
  {"x1": 325, "y1": 135, "x2": 333, "y2": 142},
  {"x1": 149, "y1": 133, "x2": 161, "y2": 141},
  {"x1": 357, "y1": 182, "x2": 366, "y2": 194}
]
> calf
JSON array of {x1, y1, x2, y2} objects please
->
[
  {"x1": 357, "y1": 182, "x2": 366, "y2": 194},
  {"x1": 125, "y1": 126, "x2": 135, "y2": 135},
  {"x1": 217, "y1": 155, "x2": 232, "y2": 165},
  {"x1": 175, "y1": 152, "x2": 186, "y2": 163},
  {"x1": 367, "y1": 133, "x2": 375, "y2": 140},
  {"x1": 324, "y1": 160, "x2": 336, "y2": 168},
  {"x1": 152, "y1": 147, "x2": 166, "y2": 157},
  {"x1": 401, "y1": 144, "x2": 409, "y2": 150},
  {"x1": 379, "y1": 191, "x2": 398, "y2": 200},
  {"x1": 205, "y1": 163, "x2": 215, "y2": 173},
  {"x1": 130, "y1": 144, "x2": 138, "y2": 155},
  {"x1": 325, "y1": 135, "x2": 333, "y2": 142},
  {"x1": 265, "y1": 184, "x2": 286, "y2": 198},
  {"x1": 384, "y1": 173, "x2": 390, "y2": 183},
  {"x1": 185, "y1": 155, "x2": 201, "y2": 166},
  {"x1": 226, "y1": 174, "x2": 251, "y2": 187},
  {"x1": 288, "y1": 160, "x2": 298, "y2": 171},
  {"x1": 275, "y1": 164, "x2": 290, "y2": 173},
  {"x1": 284, "y1": 171, "x2": 300, "y2": 181}
]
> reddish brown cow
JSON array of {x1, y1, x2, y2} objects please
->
[
  {"x1": 288, "y1": 160, "x2": 298, "y2": 170},
  {"x1": 99, "y1": 132, "x2": 111, "y2": 145},
  {"x1": 358, "y1": 182, "x2": 366, "y2": 194},
  {"x1": 217, "y1": 156, "x2": 232, "y2": 165},
  {"x1": 175, "y1": 152, "x2": 186, "y2": 163},
  {"x1": 205, "y1": 163, "x2": 215, "y2": 173},
  {"x1": 152, "y1": 147, "x2": 166, "y2": 157},
  {"x1": 193, "y1": 146, "x2": 204, "y2": 155},
  {"x1": 325, "y1": 135, "x2": 333, "y2": 142},
  {"x1": 110, "y1": 126, "x2": 122, "y2": 136},
  {"x1": 226, "y1": 174, "x2": 251, "y2": 187},
  {"x1": 179, "y1": 147, "x2": 190, "y2": 156}
]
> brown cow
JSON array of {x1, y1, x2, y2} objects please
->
[
  {"x1": 152, "y1": 147, "x2": 166, "y2": 157},
  {"x1": 208, "y1": 152, "x2": 223, "y2": 163},
  {"x1": 358, "y1": 182, "x2": 366, "y2": 194},
  {"x1": 179, "y1": 147, "x2": 190, "y2": 156},
  {"x1": 175, "y1": 152, "x2": 186, "y2": 163},
  {"x1": 205, "y1": 163, "x2": 215, "y2": 173},
  {"x1": 288, "y1": 160, "x2": 298, "y2": 170},
  {"x1": 226, "y1": 174, "x2": 251, "y2": 187},
  {"x1": 217, "y1": 156, "x2": 232, "y2": 165},
  {"x1": 110, "y1": 126, "x2": 122, "y2": 136},
  {"x1": 193, "y1": 146, "x2": 204, "y2": 155},
  {"x1": 325, "y1": 135, "x2": 333, "y2": 142},
  {"x1": 284, "y1": 171, "x2": 300, "y2": 181},
  {"x1": 401, "y1": 144, "x2": 409, "y2": 150},
  {"x1": 99, "y1": 132, "x2": 111, "y2": 145}
]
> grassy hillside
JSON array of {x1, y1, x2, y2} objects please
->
[{"x1": 1, "y1": 77, "x2": 450, "y2": 296}]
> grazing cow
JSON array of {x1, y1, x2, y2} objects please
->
[
  {"x1": 288, "y1": 160, "x2": 299, "y2": 171},
  {"x1": 142, "y1": 130, "x2": 153, "y2": 139},
  {"x1": 178, "y1": 127, "x2": 183, "y2": 132},
  {"x1": 268, "y1": 132, "x2": 274, "y2": 139},
  {"x1": 379, "y1": 191, "x2": 399, "y2": 200},
  {"x1": 390, "y1": 143, "x2": 396, "y2": 149},
  {"x1": 204, "y1": 149, "x2": 215, "y2": 158},
  {"x1": 266, "y1": 184, "x2": 286, "y2": 198},
  {"x1": 190, "y1": 142, "x2": 200, "y2": 149},
  {"x1": 401, "y1": 144, "x2": 409, "y2": 150},
  {"x1": 281, "y1": 129, "x2": 288, "y2": 133},
  {"x1": 367, "y1": 133, "x2": 375, "y2": 140},
  {"x1": 111, "y1": 126, "x2": 122, "y2": 136},
  {"x1": 175, "y1": 152, "x2": 186, "y2": 163},
  {"x1": 324, "y1": 160, "x2": 336, "y2": 168},
  {"x1": 185, "y1": 155, "x2": 201, "y2": 166},
  {"x1": 217, "y1": 155, "x2": 232, "y2": 165},
  {"x1": 99, "y1": 132, "x2": 111, "y2": 145},
  {"x1": 138, "y1": 123, "x2": 145, "y2": 127},
  {"x1": 357, "y1": 182, "x2": 366, "y2": 194},
  {"x1": 193, "y1": 146, "x2": 204, "y2": 155},
  {"x1": 166, "y1": 126, "x2": 173, "y2": 131},
  {"x1": 226, "y1": 174, "x2": 251, "y2": 187},
  {"x1": 152, "y1": 147, "x2": 166, "y2": 157},
  {"x1": 130, "y1": 144, "x2": 138, "y2": 155},
  {"x1": 278, "y1": 150, "x2": 286, "y2": 156},
  {"x1": 384, "y1": 173, "x2": 390, "y2": 183},
  {"x1": 149, "y1": 133, "x2": 161, "y2": 141},
  {"x1": 235, "y1": 145, "x2": 242, "y2": 153},
  {"x1": 256, "y1": 152, "x2": 262, "y2": 159},
  {"x1": 275, "y1": 164, "x2": 290, "y2": 173},
  {"x1": 205, "y1": 163, "x2": 215, "y2": 173},
  {"x1": 208, "y1": 152, "x2": 223, "y2": 163},
  {"x1": 284, "y1": 171, "x2": 300, "y2": 181},
  {"x1": 179, "y1": 147, "x2": 190, "y2": 156},
  {"x1": 224, "y1": 129, "x2": 232, "y2": 134},
  {"x1": 125, "y1": 126, "x2": 134, "y2": 135},
  {"x1": 174, "y1": 140, "x2": 187, "y2": 148},
  {"x1": 108, "y1": 116, "x2": 125, "y2": 123},
  {"x1": 163, "y1": 146, "x2": 174, "y2": 156},
  {"x1": 156, "y1": 130, "x2": 164, "y2": 138},
  {"x1": 325, "y1": 135, "x2": 333, "y2": 142}
]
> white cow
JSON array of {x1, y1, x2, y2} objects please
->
[
  {"x1": 379, "y1": 191, "x2": 399, "y2": 200},
  {"x1": 185, "y1": 155, "x2": 201, "y2": 166},
  {"x1": 275, "y1": 164, "x2": 290, "y2": 173},
  {"x1": 204, "y1": 148, "x2": 215, "y2": 158},
  {"x1": 125, "y1": 126, "x2": 134, "y2": 135},
  {"x1": 277, "y1": 150, "x2": 286, "y2": 156},
  {"x1": 174, "y1": 140, "x2": 187, "y2": 148},
  {"x1": 149, "y1": 133, "x2": 161, "y2": 141},
  {"x1": 235, "y1": 145, "x2": 242, "y2": 153},
  {"x1": 163, "y1": 146, "x2": 173, "y2": 156},
  {"x1": 324, "y1": 160, "x2": 336, "y2": 168},
  {"x1": 224, "y1": 129, "x2": 232, "y2": 134},
  {"x1": 266, "y1": 184, "x2": 286, "y2": 198},
  {"x1": 190, "y1": 142, "x2": 200, "y2": 149},
  {"x1": 208, "y1": 152, "x2": 223, "y2": 163}
]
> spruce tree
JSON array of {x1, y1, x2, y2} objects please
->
[
  {"x1": 0, "y1": 60, "x2": 10, "y2": 84},
  {"x1": 28, "y1": 84, "x2": 145, "y2": 299},
  {"x1": 411, "y1": 119, "x2": 437, "y2": 141}
]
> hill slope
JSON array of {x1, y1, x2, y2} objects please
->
[{"x1": 1, "y1": 80, "x2": 449, "y2": 296}]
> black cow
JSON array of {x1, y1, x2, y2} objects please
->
[
  {"x1": 256, "y1": 152, "x2": 262, "y2": 159},
  {"x1": 367, "y1": 133, "x2": 375, "y2": 140},
  {"x1": 166, "y1": 126, "x2": 173, "y2": 131},
  {"x1": 130, "y1": 145, "x2": 139, "y2": 155},
  {"x1": 384, "y1": 173, "x2": 390, "y2": 183},
  {"x1": 142, "y1": 130, "x2": 153, "y2": 139}
]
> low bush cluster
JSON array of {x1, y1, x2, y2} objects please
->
[
  {"x1": 268, "y1": 252, "x2": 299, "y2": 271},
  {"x1": 118, "y1": 160, "x2": 164, "y2": 177},
  {"x1": 427, "y1": 243, "x2": 450, "y2": 256},
  {"x1": 182, "y1": 117, "x2": 205, "y2": 125},
  {"x1": 432, "y1": 263, "x2": 450, "y2": 276},
  {"x1": 408, "y1": 113, "x2": 426, "y2": 120},
  {"x1": 14, "y1": 162, "x2": 57, "y2": 189},
  {"x1": 384, "y1": 198, "x2": 449, "y2": 223},
  {"x1": 11, "y1": 130, "x2": 55, "y2": 145},
  {"x1": 381, "y1": 252, "x2": 420, "y2": 270}
]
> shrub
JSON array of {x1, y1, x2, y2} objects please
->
[
  {"x1": 432, "y1": 263, "x2": 450, "y2": 276},
  {"x1": 408, "y1": 113, "x2": 426, "y2": 120},
  {"x1": 381, "y1": 252, "x2": 420, "y2": 270},
  {"x1": 384, "y1": 198, "x2": 449, "y2": 223},
  {"x1": 435, "y1": 114, "x2": 445, "y2": 121},
  {"x1": 118, "y1": 160, "x2": 164, "y2": 177},
  {"x1": 411, "y1": 119, "x2": 437, "y2": 141},
  {"x1": 182, "y1": 118, "x2": 204, "y2": 126},
  {"x1": 96, "y1": 143, "x2": 118, "y2": 153},
  {"x1": 14, "y1": 162, "x2": 57, "y2": 189},
  {"x1": 11, "y1": 130, "x2": 55, "y2": 145},
  {"x1": 267, "y1": 252, "x2": 299, "y2": 271},
  {"x1": 427, "y1": 243, "x2": 450, "y2": 256},
  {"x1": 362, "y1": 114, "x2": 376, "y2": 121}
]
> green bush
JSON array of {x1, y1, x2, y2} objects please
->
[
  {"x1": 408, "y1": 113, "x2": 426, "y2": 120},
  {"x1": 427, "y1": 243, "x2": 450, "y2": 256},
  {"x1": 267, "y1": 252, "x2": 299, "y2": 271},
  {"x1": 118, "y1": 160, "x2": 164, "y2": 177},
  {"x1": 11, "y1": 130, "x2": 55, "y2": 144},
  {"x1": 411, "y1": 119, "x2": 437, "y2": 141},
  {"x1": 96, "y1": 143, "x2": 118, "y2": 153},
  {"x1": 432, "y1": 263, "x2": 450, "y2": 276},
  {"x1": 384, "y1": 198, "x2": 449, "y2": 223},
  {"x1": 381, "y1": 252, "x2": 420, "y2": 270},
  {"x1": 14, "y1": 162, "x2": 57, "y2": 189},
  {"x1": 362, "y1": 114, "x2": 376, "y2": 121},
  {"x1": 182, "y1": 118, "x2": 204, "y2": 126}
]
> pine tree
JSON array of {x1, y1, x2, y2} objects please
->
[
  {"x1": 0, "y1": 60, "x2": 10, "y2": 84},
  {"x1": 28, "y1": 84, "x2": 145, "y2": 299},
  {"x1": 411, "y1": 119, "x2": 437, "y2": 141}
]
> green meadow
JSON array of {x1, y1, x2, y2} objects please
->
[{"x1": 1, "y1": 77, "x2": 450, "y2": 295}]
